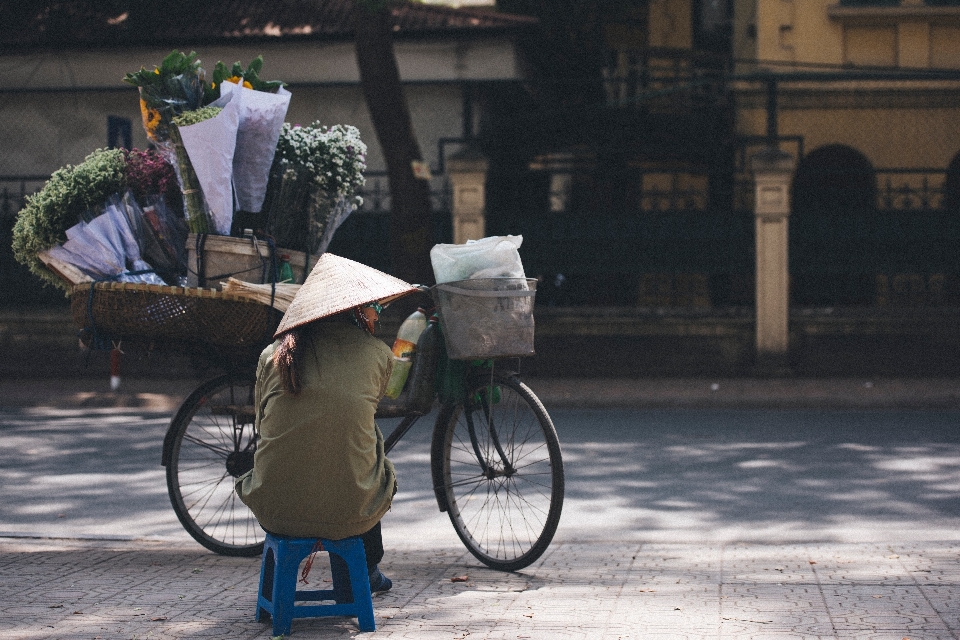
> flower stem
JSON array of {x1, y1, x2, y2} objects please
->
[{"x1": 168, "y1": 127, "x2": 210, "y2": 234}]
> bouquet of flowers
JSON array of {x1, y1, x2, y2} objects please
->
[
  {"x1": 13, "y1": 52, "x2": 367, "y2": 297},
  {"x1": 11, "y1": 148, "x2": 188, "y2": 290},
  {"x1": 124, "y1": 52, "x2": 289, "y2": 235},
  {"x1": 124, "y1": 50, "x2": 206, "y2": 145},
  {"x1": 46, "y1": 193, "x2": 166, "y2": 286},
  {"x1": 12, "y1": 149, "x2": 126, "y2": 283},
  {"x1": 124, "y1": 148, "x2": 181, "y2": 209},
  {"x1": 124, "y1": 149, "x2": 189, "y2": 278},
  {"x1": 169, "y1": 105, "x2": 230, "y2": 234},
  {"x1": 262, "y1": 122, "x2": 367, "y2": 255}
]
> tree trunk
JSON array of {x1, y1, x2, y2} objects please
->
[{"x1": 354, "y1": 3, "x2": 435, "y2": 286}]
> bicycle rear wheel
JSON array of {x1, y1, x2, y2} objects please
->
[
  {"x1": 164, "y1": 374, "x2": 263, "y2": 556},
  {"x1": 434, "y1": 373, "x2": 564, "y2": 571}
]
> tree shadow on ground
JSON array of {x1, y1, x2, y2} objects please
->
[{"x1": 552, "y1": 408, "x2": 960, "y2": 543}]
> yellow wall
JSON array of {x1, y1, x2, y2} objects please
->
[
  {"x1": 756, "y1": 0, "x2": 844, "y2": 66},
  {"x1": 754, "y1": 0, "x2": 960, "y2": 70},
  {"x1": 607, "y1": 1, "x2": 960, "y2": 93},
  {"x1": 741, "y1": 1, "x2": 960, "y2": 173},
  {"x1": 931, "y1": 25, "x2": 960, "y2": 68},
  {"x1": 607, "y1": 1, "x2": 960, "y2": 173},
  {"x1": 738, "y1": 95, "x2": 960, "y2": 170},
  {"x1": 845, "y1": 26, "x2": 898, "y2": 67},
  {"x1": 648, "y1": 0, "x2": 693, "y2": 49},
  {"x1": 781, "y1": 107, "x2": 960, "y2": 169}
]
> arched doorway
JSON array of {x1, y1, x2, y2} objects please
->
[{"x1": 790, "y1": 144, "x2": 877, "y2": 305}]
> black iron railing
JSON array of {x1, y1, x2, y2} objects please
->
[
  {"x1": 876, "y1": 169, "x2": 947, "y2": 211},
  {"x1": 0, "y1": 176, "x2": 47, "y2": 224}
]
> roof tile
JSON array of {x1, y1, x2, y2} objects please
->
[{"x1": 1, "y1": 0, "x2": 537, "y2": 50}]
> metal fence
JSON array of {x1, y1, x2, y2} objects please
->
[
  {"x1": 741, "y1": 69, "x2": 960, "y2": 308},
  {"x1": 326, "y1": 172, "x2": 453, "y2": 274},
  {"x1": 491, "y1": 60, "x2": 960, "y2": 309},
  {"x1": 0, "y1": 176, "x2": 64, "y2": 306},
  {"x1": 490, "y1": 165, "x2": 756, "y2": 309}
]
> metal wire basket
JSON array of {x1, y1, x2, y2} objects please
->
[{"x1": 430, "y1": 277, "x2": 536, "y2": 360}]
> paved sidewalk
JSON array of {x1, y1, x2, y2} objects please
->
[
  {"x1": 3, "y1": 375, "x2": 960, "y2": 410},
  {"x1": 3, "y1": 380, "x2": 960, "y2": 639},
  {"x1": 3, "y1": 536, "x2": 959, "y2": 639},
  {"x1": 530, "y1": 377, "x2": 960, "y2": 409}
]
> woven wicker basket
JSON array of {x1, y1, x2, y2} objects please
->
[{"x1": 71, "y1": 282, "x2": 280, "y2": 352}]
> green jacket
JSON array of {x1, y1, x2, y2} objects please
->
[{"x1": 235, "y1": 320, "x2": 397, "y2": 539}]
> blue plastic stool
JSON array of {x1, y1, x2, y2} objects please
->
[{"x1": 256, "y1": 533, "x2": 376, "y2": 635}]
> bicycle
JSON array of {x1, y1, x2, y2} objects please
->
[{"x1": 160, "y1": 286, "x2": 565, "y2": 572}]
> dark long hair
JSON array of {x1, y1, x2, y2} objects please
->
[{"x1": 273, "y1": 327, "x2": 305, "y2": 395}]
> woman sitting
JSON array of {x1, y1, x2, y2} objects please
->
[{"x1": 236, "y1": 253, "x2": 417, "y2": 592}]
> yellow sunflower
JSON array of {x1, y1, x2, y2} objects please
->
[{"x1": 139, "y1": 97, "x2": 163, "y2": 141}]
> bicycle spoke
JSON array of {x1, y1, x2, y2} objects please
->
[
  {"x1": 440, "y1": 374, "x2": 563, "y2": 570},
  {"x1": 167, "y1": 376, "x2": 263, "y2": 557},
  {"x1": 180, "y1": 432, "x2": 234, "y2": 458}
]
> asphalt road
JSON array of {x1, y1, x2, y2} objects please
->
[{"x1": 3, "y1": 405, "x2": 960, "y2": 548}]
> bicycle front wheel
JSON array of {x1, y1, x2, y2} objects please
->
[
  {"x1": 165, "y1": 374, "x2": 264, "y2": 557},
  {"x1": 435, "y1": 373, "x2": 564, "y2": 571}
]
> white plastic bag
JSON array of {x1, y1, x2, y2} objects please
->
[{"x1": 430, "y1": 235, "x2": 525, "y2": 284}]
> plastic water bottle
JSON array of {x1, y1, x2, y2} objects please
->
[
  {"x1": 384, "y1": 358, "x2": 412, "y2": 399},
  {"x1": 384, "y1": 309, "x2": 427, "y2": 398},
  {"x1": 391, "y1": 309, "x2": 427, "y2": 358},
  {"x1": 278, "y1": 254, "x2": 294, "y2": 283}
]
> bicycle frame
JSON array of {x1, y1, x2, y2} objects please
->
[
  {"x1": 159, "y1": 316, "x2": 562, "y2": 568},
  {"x1": 377, "y1": 319, "x2": 522, "y2": 514}
]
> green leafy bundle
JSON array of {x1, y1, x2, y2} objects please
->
[
  {"x1": 11, "y1": 149, "x2": 127, "y2": 288},
  {"x1": 205, "y1": 55, "x2": 285, "y2": 103},
  {"x1": 123, "y1": 50, "x2": 206, "y2": 143}
]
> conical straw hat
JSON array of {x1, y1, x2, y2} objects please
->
[{"x1": 274, "y1": 253, "x2": 417, "y2": 336}]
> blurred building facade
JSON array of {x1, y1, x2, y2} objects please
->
[
  {"x1": 500, "y1": 0, "x2": 960, "y2": 310},
  {"x1": 0, "y1": 1, "x2": 536, "y2": 304},
  {"x1": 3, "y1": 1, "x2": 960, "y2": 376}
]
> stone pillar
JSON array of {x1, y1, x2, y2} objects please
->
[
  {"x1": 447, "y1": 149, "x2": 489, "y2": 244},
  {"x1": 751, "y1": 147, "x2": 796, "y2": 371}
]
